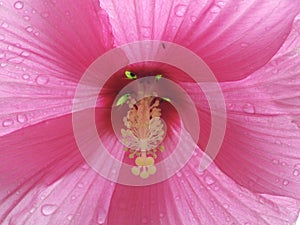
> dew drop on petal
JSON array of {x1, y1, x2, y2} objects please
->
[
  {"x1": 25, "y1": 26, "x2": 33, "y2": 33},
  {"x1": 41, "y1": 12, "x2": 49, "y2": 18},
  {"x1": 204, "y1": 175, "x2": 215, "y2": 185},
  {"x1": 174, "y1": 4, "x2": 187, "y2": 17},
  {"x1": 190, "y1": 16, "x2": 197, "y2": 22},
  {"x1": 294, "y1": 163, "x2": 300, "y2": 169},
  {"x1": 283, "y1": 180, "x2": 289, "y2": 186},
  {"x1": 142, "y1": 217, "x2": 148, "y2": 224},
  {"x1": 1, "y1": 22, "x2": 9, "y2": 28},
  {"x1": 141, "y1": 26, "x2": 151, "y2": 38},
  {"x1": 242, "y1": 103, "x2": 255, "y2": 114},
  {"x1": 20, "y1": 51, "x2": 30, "y2": 57},
  {"x1": 97, "y1": 209, "x2": 107, "y2": 224},
  {"x1": 0, "y1": 34, "x2": 4, "y2": 40},
  {"x1": 17, "y1": 114, "x2": 28, "y2": 123},
  {"x1": 223, "y1": 203, "x2": 229, "y2": 209},
  {"x1": 41, "y1": 204, "x2": 58, "y2": 216},
  {"x1": 22, "y1": 74, "x2": 30, "y2": 80},
  {"x1": 240, "y1": 42, "x2": 250, "y2": 48},
  {"x1": 14, "y1": 1, "x2": 24, "y2": 9},
  {"x1": 0, "y1": 62, "x2": 7, "y2": 67},
  {"x1": 36, "y1": 75, "x2": 49, "y2": 85},
  {"x1": 2, "y1": 119, "x2": 14, "y2": 127},
  {"x1": 23, "y1": 15, "x2": 30, "y2": 21},
  {"x1": 281, "y1": 161, "x2": 287, "y2": 166},
  {"x1": 272, "y1": 159, "x2": 279, "y2": 164},
  {"x1": 0, "y1": 52, "x2": 5, "y2": 58},
  {"x1": 210, "y1": 5, "x2": 221, "y2": 13},
  {"x1": 293, "y1": 169, "x2": 299, "y2": 176},
  {"x1": 159, "y1": 213, "x2": 164, "y2": 218},
  {"x1": 67, "y1": 214, "x2": 73, "y2": 221},
  {"x1": 30, "y1": 207, "x2": 36, "y2": 213}
]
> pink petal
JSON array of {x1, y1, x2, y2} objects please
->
[
  {"x1": 0, "y1": 113, "x2": 116, "y2": 225},
  {"x1": 213, "y1": 15, "x2": 300, "y2": 198},
  {"x1": 106, "y1": 145, "x2": 300, "y2": 224},
  {"x1": 0, "y1": 0, "x2": 113, "y2": 136},
  {"x1": 100, "y1": 0, "x2": 300, "y2": 81}
]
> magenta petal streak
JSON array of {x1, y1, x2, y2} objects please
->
[
  {"x1": 100, "y1": 0, "x2": 300, "y2": 81},
  {"x1": 0, "y1": 0, "x2": 113, "y2": 136}
]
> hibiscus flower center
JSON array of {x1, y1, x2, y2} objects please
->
[{"x1": 117, "y1": 72, "x2": 167, "y2": 179}]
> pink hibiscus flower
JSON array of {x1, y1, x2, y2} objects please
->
[{"x1": 1, "y1": 0, "x2": 300, "y2": 224}]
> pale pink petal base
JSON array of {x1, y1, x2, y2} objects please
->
[
  {"x1": 100, "y1": 0, "x2": 300, "y2": 81},
  {"x1": 0, "y1": 114, "x2": 115, "y2": 224},
  {"x1": 106, "y1": 145, "x2": 300, "y2": 225}
]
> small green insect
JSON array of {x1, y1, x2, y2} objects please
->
[
  {"x1": 162, "y1": 97, "x2": 171, "y2": 102},
  {"x1": 155, "y1": 74, "x2": 163, "y2": 80},
  {"x1": 116, "y1": 93, "x2": 130, "y2": 106},
  {"x1": 125, "y1": 70, "x2": 137, "y2": 79}
]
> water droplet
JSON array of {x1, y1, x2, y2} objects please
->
[
  {"x1": 176, "y1": 172, "x2": 182, "y2": 177},
  {"x1": 265, "y1": 27, "x2": 271, "y2": 31},
  {"x1": 0, "y1": 62, "x2": 7, "y2": 67},
  {"x1": 23, "y1": 15, "x2": 30, "y2": 21},
  {"x1": 77, "y1": 182, "x2": 84, "y2": 188},
  {"x1": 294, "y1": 163, "x2": 300, "y2": 169},
  {"x1": 204, "y1": 175, "x2": 215, "y2": 185},
  {"x1": 14, "y1": 1, "x2": 24, "y2": 9},
  {"x1": 159, "y1": 212, "x2": 164, "y2": 218},
  {"x1": 17, "y1": 114, "x2": 28, "y2": 123},
  {"x1": 217, "y1": 1, "x2": 225, "y2": 6},
  {"x1": 30, "y1": 207, "x2": 36, "y2": 213},
  {"x1": 41, "y1": 204, "x2": 57, "y2": 216},
  {"x1": 71, "y1": 195, "x2": 76, "y2": 200},
  {"x1": 25, "y1": 26, "x2": 33, "y2": 33},
  {"x1": 240, "y1": 42, "x2": 249, "y2": 48},
  {"x1": 281, "y1": 162, "x2": 287, "y2": 166},
  {"x1": 210, "y1": 5, "x2": 221, "y2": 13},
  {"x1": 0, "y1": 34, "x2": 4, "y2": 40},
  {"x1": 293, "y1": 169, "x2": 299, "y2": 176},
  {"x1": 190, "y1": 16, "x2": 197, "y2": 22},
  {"x1": 141, "y1": 26, "x2": 151, "y2": 38},
  {"x1": 142, "y1": 217, "x2": 148, "y2": 224},
  {"x1": 258, "y1": 196, "x2": 265, "y2": 204},
  {"x1": 22, "y1": 74, "x2": 30, "y2": 80},
  {"x1": 175, "y1": 4, "x2": 187, "y2": 17},
  {"x1": 242, "y1": 103, "x2": 255, "y2": 114},
  {"x1": 271, "y1": 68, "x2": 278, "y2": 74},
  {"x1": 8, "y1": 57, "x2": 24, "y2": 64},
  {"x1": 36, "y1": 75, "x2": 49, "y2": 85},
  {"x1": 283, "y1": 180, "x2": 289, "y2": 186},
  {"x1": 223, "y1": 203, "x2": 229, "y2": 209},
  {"x1": 291, "y1": 118, "x2": 300, "y2": 128},
  {"x1": 2, "y1": 119, "x2": 14, "y2": 127},
  {"x1": 0, "y1": 52, "x2": 5, "y2": 58},
  {"x1": 272, "y1": 159, "x2": 279, "y2": 164},
  {"x1": 97, "y1": 210, "x2": 106, "y2": 224},
  {"x1": 67, "y1": 214, "x2": 73, "y2": 221},
  {"x1": 81, "y1": 164, "x2": 89, "y2": 170},
  {"x1": 21, "y1": 51, "x2": 30, "y2": 57},
  {"x1": 1, "y1": 22, "x2": 9, "y2": 28},
  {"x1": 41, "y1": 12, "x2": 49, "y2": 18}
]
